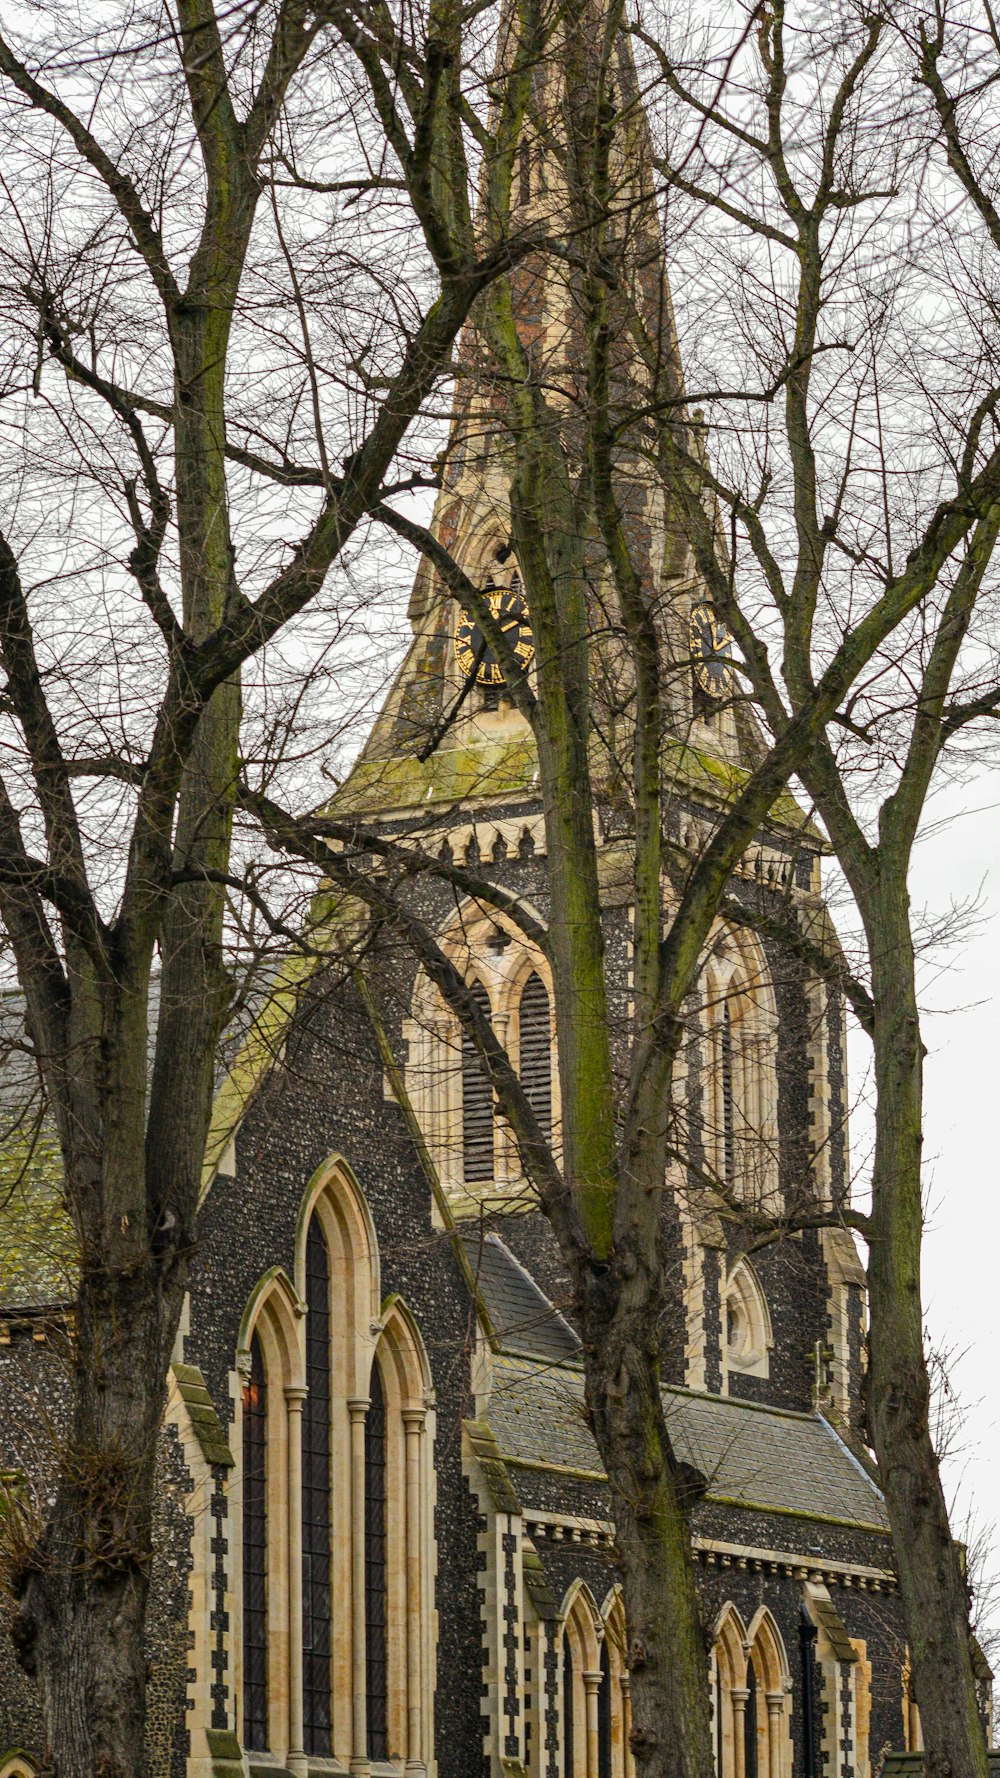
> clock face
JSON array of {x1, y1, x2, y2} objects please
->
[
  {"x1": 454, "y1": 584, "x2": 535, "y2": 686},
  {"x1": 689, "y1": 601, "x2": 735, "y2": 699}
]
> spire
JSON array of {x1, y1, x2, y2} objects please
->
[{"x1": 335, "y1": 12, "x2": 750, "y2": 821}]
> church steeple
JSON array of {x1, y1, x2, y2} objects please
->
[{"x1": 335, "y1": 16, "x2": 749, "y2": 823}]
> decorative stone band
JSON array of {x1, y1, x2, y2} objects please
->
[{"x1": 522, "y1": 1512, "x2": 897, "y2": 1595}]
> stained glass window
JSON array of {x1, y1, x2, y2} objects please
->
[
  {"x1": 303, "y1": 1219, "x2": 332, "y2": 1754},
  {"x1": 242, "y1": 1332, "x2": 268, "y2": 1750},
  {"x1": 365, "y1": 1361, "x2": 389, "y2": 1760},
  {"x1": 562, "y1": 1631, "x2": 575, "y2": 1777}
]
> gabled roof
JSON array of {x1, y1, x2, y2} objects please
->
[
  {"x1": 485, "y1": 1352, "x2": 889, "y2": 1534},
  {"x1": 460, "y1": 1231, "x2": 580, "y2": 1365}
]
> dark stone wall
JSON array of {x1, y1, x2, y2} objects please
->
[
  {"x1": 0, "y1": 1327, "x2": 196, "y2": 1776},
  {"x1": 0, "y1": 1326, "x2": 64, "y2": 1765},
  {"x1": 187, "y1": 961, "x2": 487, "y2": 1773},
  {"x1": 146, "y1": 1426, "x2": 195, "y2": 1778},
  {"x1": 0, "y1": 796, "x2": 902, "y2": 1774},
  {"x1": 523, "y1": 1518, "x2": 908, "y2": 1778}
]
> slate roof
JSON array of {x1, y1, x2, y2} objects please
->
[
  {"x1": 485, "y1": 1352, "x2": 889, "y2": 1533},
  {"x1": 461, "y1": 1231, "x2": 581, "y2": 1365}
]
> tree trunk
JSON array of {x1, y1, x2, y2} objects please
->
[
  {"x1": 865, "y1": 897, "x2": 986, "y2": 1778},
  {"x1": 579, "y1": 1267, "x2": 715, "y2": 1778},
  {"x1": 16, "y1": 1260, "x2": 180, "y2": 1778}
]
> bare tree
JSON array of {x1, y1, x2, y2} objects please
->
[
  {"x1": 232, "y1": 7, "x2": 1000, "y2": 1778},
  {"x1": 0, "y1": 0, "x2": 548, "y2": 1768},
  {"x1": 3, "y1": 2, "x2": 1000, "y2": 1777},
  {"x1": 594, "y1": 4, "x2": 1000, "y2": 1774}
]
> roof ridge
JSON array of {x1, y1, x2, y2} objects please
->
[{"x1": 492, "y1": 1349, "x2": 829, "y2": 1422}]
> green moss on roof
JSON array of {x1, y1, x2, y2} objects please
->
[
  {"x1": 330, "y1": 729, "x2": 820, "y2": 841},
  {"x1": 329, "y1": 735, "x2": 539, "y2": 815},
  {"x1": 0, "y1": 1127, "x2": 77, "y2": 1311},
  {"x1": 663, "y1": 739, "x2": 822, "y2": 840}
]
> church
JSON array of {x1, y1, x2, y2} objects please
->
[{"x1": 0, "y1": 24, "x2": 971, "y2": 1778}]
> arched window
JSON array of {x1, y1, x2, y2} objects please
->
[
  {"x1": 744, "y1": 1659, "x2": 758, "y2": 1778},
  {"x1": 519, "y1": 971, "x2": 552, "y2": 1142},
  {"x1": 723, "y1": 1259, "x2": 773, "y2": 1391},
  {"x1": 598, "y1": 1640, "x2": 613, "y2": 1778},
  {"x1": 242, "y1": 1331, "x2": 268, "y2": 1751},
  {"x1": 234, "y1": 1160, "x2": 434, "y2": 1771},
  {"x1": 462, "y1": 980, "x2": 495, "y2": 1183},
  {"x1": 702, "y1": 929, "x2": 779, "y2": 1206},
  {"x1": 559, "y1": 1600, "x2": 632, "y2": 1777},
  {"x1": 365, "y1": 1359, "x2": 389, "y2": 1761},
  {"x1": 720, "y1": 1001, "x2": 735, "y2": 1187},
  {"x1": 303, "y1": 1219, "x2": 332, "y2": 1754},
  {"x1": 561, "y1": 1584, "x2": 628, "y2": 1777},
  {"x1": 712, "y1": 1606, "x2": 791, "y2": 1778},
  {"x1": 406, "y1": 901, "x2": 559, "y2": 1205},
  {"x1": 563, "y1": 1629, "x2": 575, "y2": 1778}
]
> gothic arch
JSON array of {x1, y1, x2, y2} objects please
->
[
  {"x1": 599, "y1": 1587, "x2": 633, "y2": 1777},
  {"x1": 711, "y1": 1604, "x2": 791, "y2": 1778},
  {"x1": 561, "y1": 1578, "x2": 603, "y2": 1668},
  {"x1": 745, "y1": 1607, "x2": 789, "y2": 1692},
  {"x1": 560, "y1": 1582, "x2": 603, "y2": 1777},
  {"x1": 233, "y1": 1171, "x2": 436, "y2": 1772},
  {"x1": 713, "y1": 1602, "x2": 749, "y2": 1689},
  {"x1": 0, "y1": 1752, "x2": 37, "y2": 1778},
  {"x1": 411, "y1": 895, "x2": 551, "y2": 1022},
  {"x1": 711, "y1": 1605, "x2": 747, "y2": 1778},
  {"x1": 234, "y1": 1266, "x2": 305, "y2": 1761},
  {"x1": 379, "y1": 1292, "x2": 433, "y2": 1405},
  {"x1": 293, "y1": 1153, "x2": 381, "y2": 1398},
  {"x1": 406, "y1": 896, "x2": 560, "y2": 1203},
  {"x1": 701, "y1": 922, "x2": 779, "y2": 1206},
  {"x1": 723, "y1": 1258, "x2": 773, "y2": 1389},
  {"x1": 745, "y1": 1608, "x2": 792, "y2": 1778},
  {"x1": 237, "y1": 1266, "x2": 304, "y2": 1392}
]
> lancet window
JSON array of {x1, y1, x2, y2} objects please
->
[
  {"x1": 519, "y1": 971, "x2": 553, "y2": 1143},
  {"x1": 365, "y1": 1359, "x2": 389, "y2": 1760},
  {"x1": 712, "y1": 1606, "x2": 791, "y2": 1778},
  {"x1": 234, "y1": 1158, "x2": 434, "y2": 1771},
  {"x1": 560, "y1": 1586, "x2": 632, "y2": 1777},
  {"x1": 701, "y1": 927, "x2": 779, "y2": 1206},
  {"x1": 722, "y1": 1258, "x2": 773, "y2": 1391},
  {"x1": 462, "y1": 981, "x2": 495, "y2": 1183},
  {"x1": 407, "y1": 902, "x2": 559, "y2": 1203},
  {"x1": 242, "y1": 1331, "x2": 268, "y2": 1751},
  {"x1": 302, "y1": 1218, "x2": 332, "y2": 1754}
]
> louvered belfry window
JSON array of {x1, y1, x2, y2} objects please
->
[
  {"x1": 303, "y1": 1218, "x2": 332, "y2": 1754},
  {"x1": 518, "y1": 972, "x2": 552, "y2": 1142},
  {"x1": 462, "y1": 980, "x2": 495, "y2": 1182},
  {"x1": 365, "y1": 1361, "x2": 389, "y2": 1760},
  {"x1": 242, "y1": 1331, "x2": 268, "y2": 1750}
]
